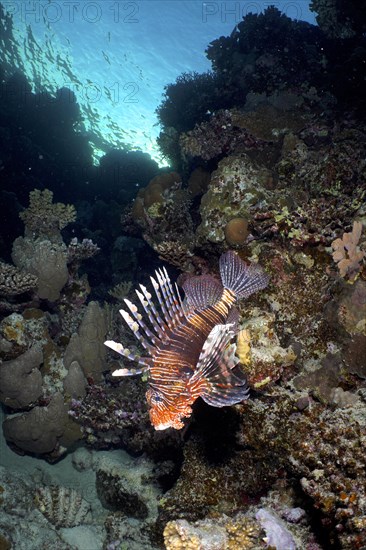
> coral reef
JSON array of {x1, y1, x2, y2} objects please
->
[
  {"x1": 0, "y1": 5, "x2": 366, "y2": 549},
  {"x1": 157, "y1": 435, "x2": 279, "y2": 526},
  {"x1": 180, "y1": 109, "x2": 270, "y2": 162},
  {"x1": 196, "y1": 154, "x2": 272, "y2": 245},
  {"x1": 238, "y1": 308, "x2": 297, "y2": 389},
  {"x1": 96, "y1": 453, "x2": 160, "y2": 519},
  {"x1": 0, "y1": 465, "x2": 74, "y2": 549},
  {"x1": 235, "y1": 391, "x2": 366, "y2": 549},
  {"x1": 68, "y1": 382, "x2": 152, "y2": 454},
  {"x1": 10, "y1": 188, "x2": 80, "y2": 302}
]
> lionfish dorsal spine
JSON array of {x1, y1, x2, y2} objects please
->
[
  {"x1": 175, "y1": 282, "x2": 189, "y2": 319},
  {"x1": 136, "y1": 284, "x2": 167, "y2": 336},
  {"x1": 150, "y1": 274, "x2": 172, "y2": 325},
  {"x1": 161, "y1": 267, "x2": 184, "y2": 322},
  {"x1": 152, "y1": 268, "x2": 186, "y2": 328},
  {"x1": 119, "y1": 307, "x2": 155, "y2": 353},
  {"x1": 123, "y1": 298, "x2": 160, "y2": 348}
]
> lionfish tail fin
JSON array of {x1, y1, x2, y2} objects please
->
[
  {"x1": 219, "y1": 251, "x2": 269, "y2": 300},
  {"x1": 190, "y1": 324, "x2": 249, "y2": 407}
]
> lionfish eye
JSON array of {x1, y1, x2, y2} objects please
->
[
  {"x1": 150, "y1": 391, "x2": 163, "y2": 404},
  {"x1": 181, "y1": 366, "x2": 193, "y2": 378}
]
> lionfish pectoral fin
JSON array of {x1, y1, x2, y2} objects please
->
[
  {"x1": 112, "y1": 366, "x2": 147, "y2": 377},
  {"x1": 182, "y1": 275, "x2": 224, "y2": 312},
  {"x1": 190, "y1": 324, "x2": 250, "y2": 407},
  {"x1": 104, "y1": 339, "x2": 151, "y2": 376}
]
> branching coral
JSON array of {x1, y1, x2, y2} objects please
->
[
  {"x1": 67, "y1": 237, "x2": 100, "y2": 263},
  {"x1": 20, "y1": 188, "x2": 76, "y2": 240},
  {"x1": 331, "y1": 221, "x2": 365, "y2": 282}
]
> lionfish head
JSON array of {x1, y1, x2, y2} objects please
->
[{"x1": 146, "y1": 388, "x2": 193, "y2": 430}]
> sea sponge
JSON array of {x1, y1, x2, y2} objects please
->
[{"x1": 224, "y1": 217, "x2": 249, "y2": 246}]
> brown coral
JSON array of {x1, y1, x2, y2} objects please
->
[
  {"x1": 132, "y1": 172, "x2": 182, "y2": 226},
  {"x1": 20, "y1": 188, "x2": 76, "y2": 240},
  {"x1": 224, "y1": 218, "x2": 249, "y2": 246}
]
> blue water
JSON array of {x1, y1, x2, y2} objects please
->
[{"x1": 2, "y1": 1, "x2": 315, "y2": 163}]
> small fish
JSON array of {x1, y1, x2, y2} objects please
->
[{"x1": 105, "y1": 251, "x2": 268, "y2": 430}]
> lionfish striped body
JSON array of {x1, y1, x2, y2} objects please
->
[{"x1": 105, "y1": 251, "x2": 268, "y2": 430}]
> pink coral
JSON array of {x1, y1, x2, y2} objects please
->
[{"x1": 331, "y1": 221, "x2": 365, "y2": 281}]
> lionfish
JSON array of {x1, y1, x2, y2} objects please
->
[{"x1": 105, "y1": 251, "x2": 268, "y2": 430}]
